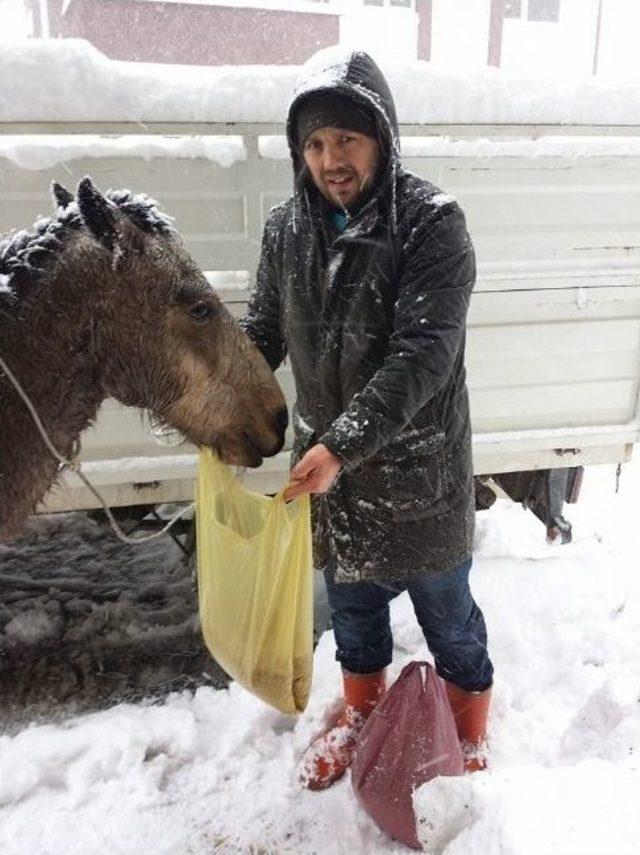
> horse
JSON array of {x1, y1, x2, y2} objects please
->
[{"x1": 0, "y1": 177, "x2": 287, "y2": 539}]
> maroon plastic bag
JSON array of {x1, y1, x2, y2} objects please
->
[{"x1": 351, "y1": 661, "x2": 464, "y2": 850}]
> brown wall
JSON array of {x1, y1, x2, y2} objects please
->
[{"x1": 46, "y1": 1, "x2": 339, "y2": 66}]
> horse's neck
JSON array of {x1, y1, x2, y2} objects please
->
[
  {"x1": 0, "y1": 382, "x2": 104, "y2": 539},
  {"x1": 0, "y1": 404, "x2": 66, "y2": 538},
  {"x1": 0, "y1": 291, "x2": 105, "y2": 537}
]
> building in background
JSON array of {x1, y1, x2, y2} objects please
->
[
  {"x1": 595, "y1": 0, "x2": 640, "y2": 82},
  {"x1": 431, "y1": 0, "x2": 599, "y2": 76},
  {"x1": 500, "y1": 0, "x2": 598, "y2": 76},
  {"x1": 17, "y1": 0, "x2": 640, "y2": 81},
  {"x1": 24, "y1": 0, "x2": 425, "y2": 65},
  {"x1": 31, "y1": 0, "x2": 341, "y2": 66}
]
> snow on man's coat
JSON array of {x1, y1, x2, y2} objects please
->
[{"x1": 241, "y1": 50, "x2": 476, "y2": 583}]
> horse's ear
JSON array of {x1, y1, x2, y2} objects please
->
[
  {"x1": 77, "y1": 177, "x2": 119, "y2": 251},
  {"x1": 51, "y1": 182, "x2": 74, "y2": 210}
]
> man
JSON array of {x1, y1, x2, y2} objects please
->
[{"x1": 240, "y1": 49, "x2": 493, "y2": 790}]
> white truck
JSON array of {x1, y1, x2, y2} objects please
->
[{"x1": 2, "y1": 119, "x2": 640, "y2": 543}]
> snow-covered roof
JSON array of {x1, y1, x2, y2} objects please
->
[{"x1": 2, "y1": 39, "x2": 640, "y2": 125}]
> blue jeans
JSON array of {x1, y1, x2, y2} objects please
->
[{"x1": 324, "y1": 558, "x2": 493, "y2": 693}]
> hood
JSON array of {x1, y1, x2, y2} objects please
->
[{"x1": 286, "y1": 49, "x2": 401, "y2": 228}]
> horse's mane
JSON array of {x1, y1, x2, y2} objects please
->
[{"x1": 0, "y1": 190, "x2": 175, "y2": 305}]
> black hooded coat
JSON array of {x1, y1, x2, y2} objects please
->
[{"x1": 241, "y1": 51, "x2": 476, "y2": 584}]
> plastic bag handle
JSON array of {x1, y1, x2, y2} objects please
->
[
  {"x1": 204, "y1": 450, "x2": 302, "y2": 506},
  {"x1": 275, "y1": 482, "x2": 306, "y2": 505}
]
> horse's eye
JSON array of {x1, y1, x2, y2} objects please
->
[{"x1": 189, "y1": 302, "x2": 213, "y2": 321}]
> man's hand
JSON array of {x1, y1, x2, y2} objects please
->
[{"x1": 284, "y1": 443, "x2": 342, "y2": 501}]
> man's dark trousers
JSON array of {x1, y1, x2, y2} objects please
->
[{"x1": 324, "y1": 557, "x2": 494, "y2": 692}]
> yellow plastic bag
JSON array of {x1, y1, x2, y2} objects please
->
[{"x1": 196, "y1": 449, "x2": 313, "y2": 715}]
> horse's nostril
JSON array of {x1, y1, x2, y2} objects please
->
[{"x1": 275, "y1": 406, "x2": 289, "y2": 437}]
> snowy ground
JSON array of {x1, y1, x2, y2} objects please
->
[
  {"x1": 1, "y1": 454, "x2": 639, "y2": 855},
  {"x1": 0, "y1": 512, "x2": 226, "y2": 729}
]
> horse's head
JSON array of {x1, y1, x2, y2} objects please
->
[{"x1": 67, "y1": 178, "x2": 287, "y2": 467}]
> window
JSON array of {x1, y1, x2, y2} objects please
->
[
  {"x1": 364, "y1": 0, "x2": 414, "y2": 7},
  {"x1": 505, "y1": 0, "x2": 560, "y2": 23},
  {"x1": 528, "y1": 0, "x2": 560, "y2": 22}
]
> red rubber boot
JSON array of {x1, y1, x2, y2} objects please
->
[
  {"x1": 299, "y1": 668, "x2": 386, "y2": 790},
  {"x1": 445, "y1": 682, "x2": 492, "y2": 772}
]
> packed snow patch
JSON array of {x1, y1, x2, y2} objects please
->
[
  {"x1": 0, "y1": 512, "x2": 224, "y2": 727},
  {"x1": 414, "y1": 760, "x2": 640, "y2": 854}
]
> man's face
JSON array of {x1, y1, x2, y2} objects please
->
[{"x1": 302, "y1": 126, "x2": 381, "y2": 209}]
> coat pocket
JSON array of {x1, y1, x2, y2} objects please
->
[{"x1": 354, "y1": 426, "x2": 450, "y2": 519}]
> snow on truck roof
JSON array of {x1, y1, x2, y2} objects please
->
[{"x1": 2, "y1": 38, "x2": 640, "y2": 126}]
